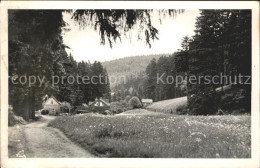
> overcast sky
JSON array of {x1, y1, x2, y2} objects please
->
[{"x1": 62, "y1": 10, "x2": 201, "y2": 63}]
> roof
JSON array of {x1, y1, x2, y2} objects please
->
[
  {"x1": 142, "y1": 99, "x2": 153, "y2": 103},
  {"x1": 82, "y1": 103, "x2": 89, "y2": 107},
  {"x1": 50, "y1": 96, "x2": 61, "y2": 105},
  {"x1": 89, "y1": 98, "x2": 110, "y2": 106},
  {"x1": 43, "y1": 95, "x2": 61, "y2": 105},
  {"x1": 100, "y1": 98, "x2": 110, "y2": 106},
  {"x1": 88, "y1": 101, "x2": 94, "y2": 106}
]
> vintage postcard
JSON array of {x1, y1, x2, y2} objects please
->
[{"x1": 1, "y1": 1, "x2": 259, "y2": 168}]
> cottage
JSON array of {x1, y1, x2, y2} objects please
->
[
  {"x1": 142, "y1": 99, "x2": 153, "y2": 107},
  {"x1": 43, "y1": 96, "x2": 61, "y2": 115},
  {"x1": 43, "y1": 96, "x2": 71, "y2": 115}
]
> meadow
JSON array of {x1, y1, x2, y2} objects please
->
[
  {"x1": 146, "y1": 96, "x2": 187, "y2": 114},
  {"x1": 48, "y1": 111, "x2": 251, "y2": 158}
]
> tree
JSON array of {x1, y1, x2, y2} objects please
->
[
  {"x1": 144, "y1": 58, "x2": 157, "y2": 100},
  {"x1": 129, "y1": 96, "x2": 142, "y2": 109},
  {"x1": 8, "y1": 9, "x2": 182, "y2": 119},
  {"x1": 177, "y1": 10, "x2": 251, "y2": 115},
  {"x1": 70, "y1": 10, "x2": 182, "y2": 48},
  {"x1": 125, "y1": 95, "x2": 131, "y2": 103},
  {"x1": 9, "y1": 10, "x2": 66, "y2": 120}
]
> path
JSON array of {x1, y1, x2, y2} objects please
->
[{"x1": 9, "y1": 115, "x2": 95, "y2": 158}]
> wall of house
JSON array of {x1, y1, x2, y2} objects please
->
[
  {"x1": 44, "y1": 105, "x2": 60, "y2": 115},
  {"x1": 43, "y1": 98, "x2": 61, "y2": 115}
]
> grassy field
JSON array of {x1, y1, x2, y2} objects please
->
[
  {"x1": 146, "y1": 96, "x2": 187, "y2": 114},
  {"x1": 48, "y1": 111, "x2": 251, "y2": 158}
]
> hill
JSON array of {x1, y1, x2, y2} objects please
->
[{"x1": 102, "y1": 54, "x2": 171, "y2": 87}]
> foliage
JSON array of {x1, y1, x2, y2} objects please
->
[
  {"x1": 174, "y1": 10, "x2": 251, "y2": 115},
  {"x1": 129, "y1": 96, "x2": 142, "y2": 109},
  {"x1": 143, "y1": 55, "x2": 187, "y2": 102},
  {"x1": 92, "y1": 106, "x2": 110, "y2": 114},
  {"x1": 8, "y1": 107, "x2": 26, "y2": 126},
  {"x1": 218, "y1": 85, "x2": 250, "y2": 114},
  {"x1": 9, "y1": 10, "x2": 66, "y2": 120},
  {"x1": 110, "y1": 101, "x2": 132, "y2": 114},
  {"x1": 124, "y1": 95, "x2": 131, "y2": 103},
  {"x1": 70, "y1": 10, "x2": 182, "y2": 48},
  {"x1": 49, "y1": 114, "x2": 251, "y2": 158},
  {"x1": 41, "y1": 110, "x2": 49, "y2": 115}
]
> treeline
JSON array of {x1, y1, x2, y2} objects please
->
[
  {"x1": 53, "y1": 56, "x2": 111, "y2": 106},
  {"x1": 174, "y1": 10, "x2": 251, "y2": 115},
  {"x1": 8, "y1": 10, "x2": 110, "y2": 120},
  {"x1": 102, "y1": 54, "x2": 168, "y2": 87}
]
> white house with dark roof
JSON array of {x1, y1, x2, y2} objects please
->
[{"x1": 43, "y1": 96, "x2": 61, "y2": 115}]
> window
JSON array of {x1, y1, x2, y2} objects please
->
[{"x1": 51, "y1": 100, "x2": 53, "y2": 104}]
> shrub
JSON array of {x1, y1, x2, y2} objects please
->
[
  {"x1": 92, "y1": 106, "x2": 109, "y2": 114},
  {"x1": 110, "y1": 101, "x2": 132, "y2": 114},
  {"x1": 129, "y1": 96, "x2": 142, "y2": 109},
  {"x1": 176, "y1": 104, "x2": 188, "y2": 115},
  {"x1": 125, "y1": 95, "x2": 131, "y2": 103},
  {"x1": 8, "y1": 107, "x2": 26, "y2": 126},
  {"x1": 41, "y1": 110, "x2": 49, "y2": 115},
  {"x1": 188, "y1": 92, "x2": 219, "y2": 115}
]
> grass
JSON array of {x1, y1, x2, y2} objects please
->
[
  {"x1": 48, "y1": 112, "x2": 251, "y2": 158},
  {"x1": 146, "y1": 96, "x2": 187, "y2": 114}
]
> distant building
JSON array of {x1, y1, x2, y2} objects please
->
[
  {"x1": 89, "y1": 98, "x2": 110, "y2": 108},
  {"x1": 43, "y1": 96, "x2": 71, "y2": 115},
  {"x1": 142, "y1": 99, "x2": 153, "y2": 107},
  {"x1": 43, "y1": 96, "x2": 61, "y2": 115}
]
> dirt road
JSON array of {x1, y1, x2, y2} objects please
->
[{"x1": 9, "y1": 115, "x2": 95, "y2": 158}]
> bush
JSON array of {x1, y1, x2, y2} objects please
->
[
  {"x1": 129, "y1": 96, "x2": 142, "y2": 109},
  {"x1": 8, "y1": 107, "x2": 26, "y2": 126},
  {"x1": 176, "y1": 104, "x2": 188, "y2": 115},
  {"x1": 41, "y1": 110, "x2": 49, "y2": 115},
  {"x1": 92, "y1": 106, "x2": 109, "y2": 114},
  {"x1": 188, "y1": 92, "x2": 219, "y2": 115},
  {"x1": 219, "y1": 86, "x2": 250, "y2": 114},
  {"x1": 110, "y1": 101, "x2": 132, "y2": 114},
  {"x1": 125, "y1": 95, "x2": 131, "y2": 103}
]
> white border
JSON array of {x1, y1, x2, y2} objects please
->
[{"x1": 1, "y1": 1, "x2": 259, "y2": 168}]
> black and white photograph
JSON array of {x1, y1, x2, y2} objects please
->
[{"x1": 1, "y1": 1, "x2": 259, "y2": 168}]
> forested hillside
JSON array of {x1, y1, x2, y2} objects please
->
[{"x1": 102, "y1": 54, "x2": 167, "y2": 85}]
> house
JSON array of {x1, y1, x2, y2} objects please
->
[
  {"x1": 142, "y1": 99, "x2": 153, "y2": 107},
  {"x1": 89, "y1": 98, "x2": 110, "y2": 109},
  {"x1": 43, "y1": 96, "x2": 61, "y2": 115},
  {"x1": 43, "y1": 96, "x2": 71, "y2": 115}
]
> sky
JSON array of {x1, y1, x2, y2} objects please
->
[{"x1": 62, "y1": 10, "x2": 201, "y2": 63}]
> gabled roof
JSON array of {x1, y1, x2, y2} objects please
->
[
  {"x1": 50, "y1": 96, "x2": 61, "y2": 105},
  {"x1": 89, "y1": 98, "x2": 110, "y2": 106},
  {"x1": 82, "y1": 103, "x2": 89, "y2": 107},
  {"x1": 43, "y1": 95, "x2": 61, "y2": 105},
  {"x1": 99, "y1": 98, "x2": 110, "y2": 106}
]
